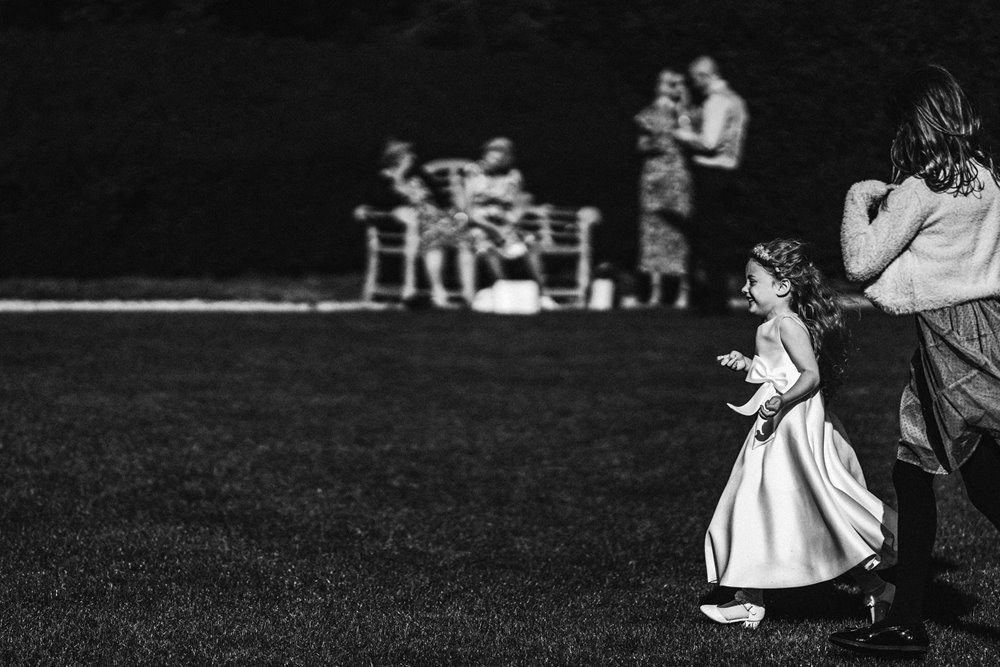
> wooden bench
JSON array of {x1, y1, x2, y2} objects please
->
[{"x1": 354, "y1": 158, "x2": 601, "y2": 306}]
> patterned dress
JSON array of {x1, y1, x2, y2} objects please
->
[
  {"x1": 898, "y1": 298, "x2": 1000, "y2": 474},
  {"x1": 462, "y1": 163, "x2": 531, "y2": 254},
  {"x1": 385, "y1": 168, "x2": 470, "y2": 252},
  {"x1": 636, "y1": 103, "x2": 693, "y2": 275}
]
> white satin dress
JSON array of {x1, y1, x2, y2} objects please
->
[{"x1": 705, "y1": 314, "x2": 897, "y2": 589}]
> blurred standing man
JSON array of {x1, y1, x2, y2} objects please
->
[{"x1": 674, "y1": 55, "x2": 749, "y2": 312}]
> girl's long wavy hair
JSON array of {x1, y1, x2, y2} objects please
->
[
  {"x1": 750, "y1": 239, "x2": 849, "y2": 398},
  {"x1": 886, "y1": 64, "x2": 1000, "y2": 194}
]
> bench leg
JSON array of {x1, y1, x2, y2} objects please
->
[
  {"x1": 363, "y1": 241, "x2": 379, "y2": 302},
  {"x1": 576, "y1": 250, "x2": 591, "y2": 306}
]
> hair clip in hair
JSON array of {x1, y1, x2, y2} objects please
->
[{"x1": 751, "y1": 243, "x2": 773, "y2": 265}]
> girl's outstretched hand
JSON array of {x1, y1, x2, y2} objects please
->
[
  {"x1": 759, "y1": 395, "x2": 783, "y2": 419},
  {"x1": 717, "y1": 351, "x2": 749, "y2": 372}
]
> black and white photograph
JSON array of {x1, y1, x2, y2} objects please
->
[{"x1": 1, "y1": 1, "x2": 1000, "y2": 663}]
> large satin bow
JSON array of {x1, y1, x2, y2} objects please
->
[{"x1": 726, "y1": 356, "x2": 799, "y2": 448}]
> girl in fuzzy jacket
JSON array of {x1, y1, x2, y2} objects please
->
[{"x1": 830, "y1": 65, "x2": 1000, "y2": 659}]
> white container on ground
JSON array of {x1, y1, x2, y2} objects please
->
[
  {"x1": 588, "y1": 278, "x2": 615, "y2": 310},
  {"x1": 473, "y1": 280, "x2": 540, "y2": 315}
]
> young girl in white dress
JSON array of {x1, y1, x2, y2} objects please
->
[{"x1": 700, "y1": 238, "x2": 897, "y2": 629}]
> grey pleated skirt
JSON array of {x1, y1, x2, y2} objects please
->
[{"x1": 898, "y1": 298, "x2": 1000, "y2": 474}]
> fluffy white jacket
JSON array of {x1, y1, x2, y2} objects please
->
[{"x1": 841, "y1": 166, "x2": 1000, "y2": 315}]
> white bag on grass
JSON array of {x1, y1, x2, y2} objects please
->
[{"x1": 472, "y1": 280, "x2": 541, "y2": 315}]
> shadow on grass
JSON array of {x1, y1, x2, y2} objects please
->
[
  {"x1": 697, "y1": 582, "x2": 861, "y2": 622},
  {"x1": 770, "y1": 583, "x2": 860, "y2": 622},
  {"x1": 955, "y1": 620, "x2": 1000, "y2": 643},
  {"x1": 697, "y1": 555, "x2": 999, "y2": 634},
  {"x1": 922, "y1": 557, "x2": 1000, "y2": 640}
]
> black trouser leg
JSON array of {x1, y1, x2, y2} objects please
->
[
  {"x1": 690, "y1": 166, "x2": 739, "y2": 313},
  {"x1": 884, "y1": 459, "x2": 937, "y2": 625},
  {"x1": 960, "y1": 434, "x2": 1000, "y2": 531}
]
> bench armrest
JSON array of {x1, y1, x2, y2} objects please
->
[{"x1": 354, "y1": 205, "x2": 417, "y2": 228}]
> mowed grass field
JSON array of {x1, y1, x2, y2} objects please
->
[{"x1": 0, "y1": 310, "x2": 997, "y2": 665}]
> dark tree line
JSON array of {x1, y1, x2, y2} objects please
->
[
  {"x1": 1, "y1": 1, "x2": 689, "y2": 50},
  {"x1": 4, "y1": 1, "x2": 1000, "y2": 277},
  {"x1": 1, "y1": 1, "x2": 548, "y2": 43}
]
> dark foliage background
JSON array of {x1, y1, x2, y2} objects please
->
[{"x1": 2, "y1": 0, "x2": 1000, "y2": 278}]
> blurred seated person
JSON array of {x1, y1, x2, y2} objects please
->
[
  {"x1": 461, "y1": 137, "x2": 545, "y2": 286},
  {"x1": 379, "y1": 139, "x2": 476, "y2": 306}
]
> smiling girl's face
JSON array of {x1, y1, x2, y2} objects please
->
[{"x1": 742, "y1": 259, "x2": 788, "y2": 318}]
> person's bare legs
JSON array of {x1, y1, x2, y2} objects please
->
[
  {"x1": 526, "y1": 244, "x2": 546, "y2": 287},
  {"x1": 673, "y1": 274, "x2": 691, "y2": 309},
  {"x1": 394, "y1": 206, "x2": 420, "y2": 299},
  {"x1": 482, "y1": 250, "x2": 505, "y2": 282},
  {"x1": 422, "y1": 247, "x2": 449, "y2": 306},
  {"x1": 648, "y1": 271, "x2": 662, "y2": 305},
  {"x1": 457, "y1": 245, "x2": 477, "y2": 304}
]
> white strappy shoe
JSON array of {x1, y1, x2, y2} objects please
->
[
  {"x1": 700, "y1": 599, "x2": 766, "y2": 629},
  {"x1": 863, "y1": 582, "x2": 896, "y2": 624}
]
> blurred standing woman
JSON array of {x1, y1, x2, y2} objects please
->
[
  {"x1": 830, "y1": 65, "x2": 1000, "y2": 658},
  {"x1": 635, "y1": 69, "x2": 695, "y2": 308}
]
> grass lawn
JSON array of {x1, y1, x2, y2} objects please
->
[{"x1": 0, "y1": 309, "x2": 997, "y2": 665}]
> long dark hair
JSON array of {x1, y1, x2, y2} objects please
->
[
  {"x1": 750, "y1": 239, "x2": 849, "y2": 398},
  {"x1": 886, "y1": 64, "x2": 1000, "y2": 194}
]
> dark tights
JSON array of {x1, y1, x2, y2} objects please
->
[{"x1": 886, "y1": 435, "x2": 1000, "y2": 625}]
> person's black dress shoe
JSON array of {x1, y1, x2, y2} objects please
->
[{"x1": 829, "y1": 621, "x2": 929, "y2": 657}]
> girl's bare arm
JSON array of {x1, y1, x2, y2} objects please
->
[{"x1": 760, "y1": 318, "x2": 820, "y2": 418}]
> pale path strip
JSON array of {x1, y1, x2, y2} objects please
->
[
  {"x1": 0, "y1": 300, "x2": 399, "y2": 313},
  {"x1": 0, "y1": 296, "x2": 873, "y2": 313}
]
